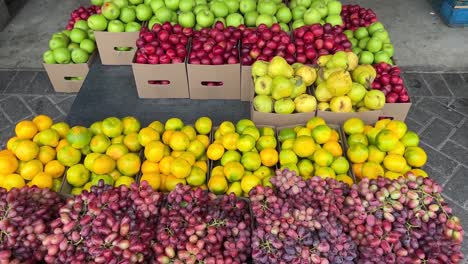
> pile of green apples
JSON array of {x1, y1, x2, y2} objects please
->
[
  {"x1": 344, "y1": 22, "x2": 395, "y2": 65},
  {"x1": 43, "y1": 21, "x2": 97, "y2": 64},
  {"x1": 86, "y1": 0, "x2": 152, "y2": 32},
  {"x1": 289, "y1": 0, "x2": 343, "y2": 30},
  {"x1": 148, "y1": 0, "x2": 293, "y2": 30}
]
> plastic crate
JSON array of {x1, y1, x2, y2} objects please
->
[
  {"x1": 440, "y1": 1, "x2": 468, "y2": 26},
  {"x1": 447, "y1": 0, "x2": 468, "y2": 7}
]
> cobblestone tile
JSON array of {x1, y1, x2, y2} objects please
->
[
  {"x1": 418, "y1": 97, "x2": 464, "y2": 126},
  {"x1": 47, "y1": 94, "x2": 74, "y2": 104},
  {"x1": 29, "y1": 71, "x2": 54, "y2": 94},
  {"x1": 28, "y1": 96, "x2": 63, "y2": 119},
  {"x1": 449, "y1": 98, "x2": 468, "y2": 117},
  {"x1": 444, "y1": 166, "x2": 468, "y2": 206},
  {"x1": 57, "y1": 95, "x2": 76, "y2": 114},
  {"x1": 0, "y1": 109, "x2": 11, "y2": 131},
  {"x1": 450, "y1": 121, "x2": 468, "y2": 149},
  {"x1": 424, "y1": 164, "x2": 450, "y2": 186},
  {"x1": 0, "y1": 95, "x2": 32, "y2": 122},
  {"x1": 402, "y1": 72, "x2": 432, "y2": 96},
  {"x1": 420, "y1": 118, "x2": 454, "y2": 149},
  {"x1": 405, "y1": 117, "x2": 423, "y2": 133},
  {"x1": 443, "y1": 73, "x2": 468, "y2": 98},
  {"x1": 441, "y1": 140, "x2": 468, "y2": 165},
  {"x1": 0, "y1": 126, "x2": 14, "y2": 149},
  {"x1": 0, "y1": 71, "x2": 17, "y2": 93},
  {"x1": 420, "y1": 142, "x2": 459, "y2": 179},
  {"x1": 422, "y1": 73, "x2": 452, "y2": 96},
  {"x1": 3, "y1": 71, "x2": 37, "y2": 94}
]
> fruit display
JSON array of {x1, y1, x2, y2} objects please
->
[
  {"x1": 292, "y1": 23, "x2": 352, "y2": 65},
  {"x1": 277, "y1": 117, "x2": 354, "y2": 184},
  {"x1": 154, "y1": 184, "x2": 252, "y2": 262},
  {"x1": 141, "y1": 117, "x2": 211, "y2": 192},
  {"x1": 344, "y1": 22, "x2": 395, "y2": 65},
  {"x1": 240, "y1": 23, "x2": 295, "y2": 66},
  {"x1": 0, "y1": 187, "x2": 64, "y2": 263},
  {"x1": 66, "y1": 5, "x2": 101, "y2": 30},
  {"x1": 289, "y1": 0, "x2": 343, "y2": 29},
  {"x1": 340, "y1": 4, "x2": 378, "y2": 31},
  {"x1": 64, "y1": 116, "x2": 144, "y2": 194},
  {"x1": 0, "y1": 115, "x2": 67, "y2": 191},
  {"x1": 86, "y1": 0, "x2": 151, "y2": 32},
  {"x1": 43, "y1": 26, "x2": 97, "y2": 64},
  {"x1": 343, "y1": 118, "x2": 428, "y2": 180},
  {"x1": 43, "y1": 181, "x2": 163, "y2": 263},
  {"x1": 252, "y1": 56, "x2": 318, "y2": 114},
  {"x1": 313, "y1": 54, "x2": 386, "y2": 112},
  {"x1": 188, "y1": 22, "x2": 242, "y2": 65},
  {"x1": 135, "y1": 22, "x2": 192, "y2": 64},
  {"x1": 207, "y1": 119, "x2": 277, "y2": 196},
  {"x1": 372, "y1": 62, "x2": 410, "y2": 103}
]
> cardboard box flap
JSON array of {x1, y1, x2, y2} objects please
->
[
  {"x1": 187, "y1": 63, "x2": 241, "y2": 100},
  {"x1": 94, "y1": 31, "x2": 139, "y2": 65}
]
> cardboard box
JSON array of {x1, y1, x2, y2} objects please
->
[
  {"x1": 131, "y1": 62, "x2": 189, "y2": 98},
  {"x1": 378, "y1": 102, "x2": 412, "y2": 121},
  {"x1": 316, "y1": 110, "x2": 381, "y2": 125},
  {"x1": 241, "y1": 65, "x2": 253, "y2": 101},
  {"x1": 94, "y1": 31, "x2": 139, "y2": 65},
  {"x1": 43, "y1": 52, "x2": 95, "y2": 93},
  {"x1": 250, "y1": 103, "x2": 317, "y2": 127},
  {"x1": 187, "y1": 63, "x2": 241, "y2": 100}
]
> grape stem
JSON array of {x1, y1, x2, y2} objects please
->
[
  {"x1": 415, "y1": 188, "x2": 449, "y2": 218},
  {"x1": 208, "y1": 219, "x2": 226, "y2": 227},
  {"x1": 259, "y1": 239, "x2": 274, "y2": 254}
]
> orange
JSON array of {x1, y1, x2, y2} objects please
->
[
  {"x1": 226, "y1": 181, "x2": 242, "y2": 196},
  {"x1": 363, "y1": 125, "x2": 373, "y2": 134},
  {"x1": 361, "y1": 162, "x2": 384, "y2": 179},
  {"x1": 84, "y1": 153, "x2": 102, "y2": 171},
  {"x1": 347, "y1": 133, "x2": 368, "y2": 146},
  {"x1": 336, "y1": 174, "x2": 354, "y2": 185},
  {"x1": 44, "y1": 160, "x2": 65, "y2": 178},
  {"x1": 223, "y1": 161, "x2": 245, "y2": 182},
  {"x1": 169, "y1": 131, "x2": 190, "y2": 151},
  {"x1": 196, "y1": 135, "x2": 210, "y2": 148},
  {"x1": 367, "y1": 145, "x2": 385, "y2": 164},
  {"x1": 241, "y1": 151, "x2": 262, "y2": 171},
  {"x1": 311, "y1": 125, "x2": 332, "y2": 144},
  {"x1": 385, "y1": 171, "x2": 402, "y2": 180},
  {"x1": 114, "y1": 176, "x2": 135, "y2": 187},
  {"x1": 0, "y1": 154, "x2": 19, "y2": 175},
  {"x1": 211, "y1": 165, "x2": 225, "y2": 177},
  {"x1": 375, "y1": 129, "x2": 399, "y2": 152},
  {"x1": 409, "y1": 168, "x2": 428, "y2": 178},
  {"x1": 218, "y1": 121, "x2": 236, "y2": 136},
  {"x1": 29, "y1": 172, "x2": 53, "y2": 189},
  {"x1": 101, "y1": 117, "x2": 124, "y2": 138},
  {"x1": 187, "y1": 140, "x2": 206, "y2": 159},
  {"x1": 313, "y1": 149, "x2": 334, "y2": 167},
  {"x1": 388, "y1": 141, "x2": 405, "y2": 156},
  {"x1": 89, "y1": 134, "x2": 111, "y2": 153},
  {"x1": 32, "y1": 115, "x2": 53, "y2": 131},
  {"x1": 121, "y1": 116, "x2": 141, "y2": 135},
  {"x1": 346, "y1": 143, "x2": 368, "y2": 163},
  {"x1": 3, "y1": 174, "x2": 25, "y2": 190},
  {"x1": 37, "y1": 146, "x2": 56, "y2": 164},
  {"x1": 293, "y1": 136, "x2": 316, "y2": 158},
  {"x1": 144, "y1": 141, "x2": 166, "y2": 162},
  {"x1": 50, "y1": 122, "x2": 70, "y2": 139},
  {"x1": 138, "y1": 127, "x2": 160, "y2": 147},
  {"x1": 306, "y1": 117, "x2": 326, "y2": 130},
  {"x1": 404, "y1": 147, "x2": 427, "y2": 167},
  {"x1": 328, "y1": 129, "x2": 340, "y2": 142},
  {"x1": 194, "y1": 161, "x2": 207, "y2": 173},
  {"x1": 281, "y1": 163, "x2": 299, "y2": 175},
  {"x1": 242, "y1": 126, "x2": 260, "y2": 141},
  {"x1": 278, "y1": 128, "x2": 296, "y2": 142},
  {"x1": 281, "y1": 138, "x2": 295, "y2": 150},
  {"x1": 109, "y1": 169, "x2": 121, "y2": 181},
  {"x1": 165, "y1": 174, "x2": 186, "y2": 191},
  {"x1": 117, "y1": 153, "x2": 141, "y2": 176},
  {"x1": 331, "y1": 156, "x2": 350, "y2": 174},
  {"x1": 322, "y1": 141, "x2": 342, "y2": 157},
  {"x1": 195, "y1": 117, "x2": 212, "y2": 135},
  {"x1": 221, "y1": 150, "x2": 241, "y2": 166},
  {"x1": 0, "y1": 150, "x2": 14, "y2": 157},
  {"x1": 236, "y1": 119, "x2": 255, "y2": 134},
  {"x1": 89, "y1": 121, "x2": 103, "y2": 135},
  {"x1": 259, "y1": 127, "x2": 275, "y2": 137},
  {"x1": 260, "y1": 148, "x2": 278, "y2": 167},
  {"x1": 162, "y1": 130, "x2": 174, "y2": 145},
  {"x1": 171, "y1": 150, "x2": 183, "y2": 158},
  {"x1": 254, "y1": 166, "x2": 273, "y2": 179},
  {"x1": 343, "y1": 118, "x2": 365, "y2": 135},
  {"x1": 400, "y1": 131, "x2": 419, "y2": 147},
  {"x1": 315, "y1": 167, "x2": 336, "y2": 179},
  {"x1": 14, "y1": 140, "x2": 39, "y2": 161},
  {"x1": 15, "y1": 120, "x2": 38, "y2": 139},
  {"x1": 181, "y1": 126, "x2": 197, "y2": 141},
  {"x1": 296, "y1": 127, "x2": 312, "y2": 137},
  {"x1": 106, "y1": 144, "x2": 129, "y2": 160},
  {"x1": 6, "y1": 137, "x2": 18, "y2": 151},
  {"x1": 208, "y1": 174, "x2": 228, "y2": 194},
  {"x1": 186, "y1": 166, "x2": 206, "y2": 186},
  {"x1": 385, "y1": 120, "x2": 407, "y2": 139},
  {"x1": 214, "y1": 129, "x2": 222, "y2": 141},
  {"x1": 179, "y1": 152, "x2": 196, "y2": 166},
  {"x1": 159, "y1": 156, "x2": 174, "y2": 175},
  {"x1": 51, "y1": 178, "x2": 62, "y2": 192},
  {"x1": 92, "y1": 154, "x2": 116, "y2": 175},
  {"x1": 374, "y1": 119, "x2": 391, "y2": 130},
  {"x1": 207, "y1": 143, "x2": 225, "y2": 161},
  {"x1": 240, "y1": 174, "x2": 260, "y2": 194},
  {"x1": 256, "y1": 135, "x2": 277, "y2": 151},
  {"x1": 66, "y1": 126, "x2": 92, "y2": 149},
  {"x1": 123, "y1": 132, "x2": 142, "y2": 152},
  {"x1": 297, "y1": 159, "x2": 314, "y2": 178},
  {"x1": 141, "y1": 160, "x2": 160, "y2": 174},
  {"x1": 57, "y1": 146, "x2": 81, "y2": 167},
  {"x1": 353, "y1": 163, "x2": 363, "y2": 179},
  {"x1": 55, "y1": 139, "x2": 69, "y2": 151},
  {"x1": 140, "y1": 173, "x2": 161, "y2": 190},
  {"x1": 236, "y1": 134, "x2": 256, "y2": 152},
  {"x1": 111, "y1": 135, "x2": 124, "y2": 144},
  {"x1": 365, "y1": 127, "x2": 381, "y2": 145},
  {"x1": 170, "y1": 157, "x2": 191, "y2": 178},
  {"x1": 165, "y1": 118, "x2": 184, "y2": 131},
  {"x1": 20, "y1": 159, "x2": 43, "y2": 180},
  {"x1": 279, "y1": 149, "x2": 298, "y2": 165},
  {"x1": 33, "y1": 129, "x2": 59, "y2": 147},
  {"x1": 66, "y1": 164, "x2": 90, "y2": 187},
  {"x1": 222, "y1": 133, "x2": 240, "y2": 151},
  {"x1": 148, "y1": 120, "x2": 165, "y2": 134}
]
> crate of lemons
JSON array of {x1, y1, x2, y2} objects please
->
[
  {"x1": 206, "y1": 119, "x2": 279, "y2": 197},
  {"x1": 0, "y1": 115, "x2": 68, "y2": 191},
  {"x1": 276, "y1": 117, "x2": 354, "y2": 185},
  {"x1": 343, "y1": 118, "x2": 428, "y2": 180},
  {"x1": 139, "y1": 117, "x2": 212, "y2": 192}
]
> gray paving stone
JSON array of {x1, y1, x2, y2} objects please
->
[
  {"x1": 0, "y1": 95, "x2": 32, "y2": 122},
  {"x1": 442, "y1": 197, "x2": 468, "y2": 236},
  {"x1": 420, "y1": 118, "x2": 454, "y2": 148},
  {"x1": 418, "y1": 97, "x2": 465, "y2": 126},
  {"x1": 422, "y1": 73, "x2": 453, "y2": 96},
  {"x1": 443, "y1": 73, "x2": 468, "y2": 98},
  {"x1": 402, "y1": 72, "x2": 432, "y2": 97},
  {"x1": 47, "y1": 94, "x2": 74, "y2": 104},
  {"x1": 405, "y1": 117, "x2": 423, "y2": 133},
  {"x1": 424, "y1": 164, "x2": 450, "y2": 186},
  {"x1": 441, "y1": 140, "x2": 468, "y2": 165},
  {"x1": 451, "y1": 121, "x2": 468, "y2": 149},
  {"x1": 3, "y1": 71, "x2": 37, "y2": 94},
  {"x1": 421, "y1": 142, "x2": 459, "y2": 179},
  {"x1": 449, "y1": 98, "x2": 468, "y2": 117},
  {"x1": 0, "y1": 70, "x2": 16, "y2": 93},
  {"x1": 28, "y1": 96, "x2": 62, "y2": 119},
  {"x1": 0, "y1": 126, "x2": 13, "y2": 149},
  {"x1": 29, "y1": 71, "x2": 54, "y2": 94},
  {"x1": 407, "y1": 103, "x2": 434, "y2": 127},
  {"x1": 444, "y1": 166, "x2": 468, "y2": 205},
  {"x1": 57, "y1": 95, "x2": 76, "y2": 114},
  {"x1": 0, "y1": 109, "x2": 11, "y2": 130}
]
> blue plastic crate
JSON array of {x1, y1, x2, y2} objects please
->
[
  {"x1": 440, "y1": 1, "x2": 468, "y2": 26},
  {"x1": 446, "y1": 0, "x2": 468, "y2": 7}
]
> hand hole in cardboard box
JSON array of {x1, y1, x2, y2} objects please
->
[
  {"x1": 114, "y1": 47, "x2": 134, "y2": 51},
  {"x1": 148, "y1": 80, "x2": 171, "y2": 85},
  {"x1": 201, "y1": 81, "x2": 223, "y2": 87},
  {"x1": 378, "y1": 116, "x2": 394, "y2": 120},
  {"x1": 64, "y1": 77, "x2": 84, "y2": 81}
]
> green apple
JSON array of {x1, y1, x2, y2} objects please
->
[
  {"x1": 179, "y1": 0, "x2": 195, "y2": 12},
  {"x1": 348, "y1": 83, "x2": 367, "y2": 103},
  {"x1": 276, "y1": 6, "x2": 292, "y2": 23},
  {"x1": 120, "y1": 7, "x2": 136, "y2": 23},
  {"x1": 74, "y1": 20, "x2": 89, "y2": 31},
  {"x1": 91, "y1": 0, "x2": 104, "y2": 5},
  {"x1": 296, "y1": 0, "x2": 311, "y2": 8},
  {"x1": 211, "y1": 1, "x2": 229, "y2": 18},
  {"x1": 343, "y1": 30, "x2": 353, "y2": 39},
  {"x1": 129, "y1": 0, "x2": 143, "y2": 4},
  {"x1": 195, "y1": 0, "x2": 206, "y2": 5},
  {"x1": 113, "y1": 0, "x2": 129, "y2": 7},
  {"x1": 49, "y1": 37, "x2": 67, "y2": 50},
  {"x1": 68, "y1": 42, "x2": 80, "y2": 51},
  {"x1": 150, "y1": 0, "x2": 165, "y2": 13},
  {"x1": 91, "y1": 175, "x2": 114, "y2": 186},
  {"x1": 43, "y1": 50, "x2": 56, "y2": 64},
  {"x1": 358, "y1": 37, "x2": 370, "y2": 50},
  {"x1": 325, "y1": 14, "x2": 342, "y2": 26},
  {"x1": 87, "y1": 14, "x2": 108, "y2": 31},
  {"x1": 164, "y1": 0, "x2": 179, "y2": 11},
  {"x1": 178, "y1": 11, "x2": 196, "y2": 28},
  {"x1": 108, "y1": 20, "x2": 125, "y2": 32},
  {"x1": 244, "y1": 11, "x2": 258, "y2": 26},
  {"x1": 349, "y1": 37, "x2": 358, "y2": 47},
  {"x1": 359, "y1": 51, "x2": 374, "y2": 65},
  {"x1": 240, "y1": 0, "x2": 256, "y2": 14},
  {"x1": 225, "y1": 0, "x2": 239, "y2": 13},
  {"x1": 214, "y1": 17, "x2": 226, "y2": 26},
  {"x1": 374, "y1": 51, "x2": 391, "y2": 63},
  {"x1": 102, "y1": 2, "x2": 121, "y2": 20},
  {"x1": 80, "y1": 39, "x2": 96, "y2": 53},
  {"x1": 258, "y1": 1, "x2": 277, "y2": 16},
  {"x1": 364, "y1": 90, "x2": 385, "y2": 110},
  {"x1": 226, "y1": 13, "x2": 244, "y2": 27},
  {"x1": 148, "y1": 17, "x2": 161, "y2": 29},
  {"x1": 171, "y1": 11, "x2": 178, "y2": 22},
  {"x1": 292, "y1": 6, "x2": 306, "y2": 21},
  {"x1": 292, "y1": 19, "x2": 305, "y2": 29},
  {"x1": 155, "y1": 7, "x2": 173, "y2": 22},
  {"x1": 366, "y1": 37, "x2": 383, "y2": 53},
  {"x1": 61, "y1": 30, "x2": 71, "y2": 37},
  {"x1": 196, "y1": 9, "x2": 215, "y2": 27},
  {"x1": 53, "y1": 48, "x2": 71, "y2": 64},
  {"x1": 126, "y1": 21, "x2": 142, "y2": 31},
  {"x1": 88, "y1": 30, "x2": 96, "y2": 41},
  {"x1": 136, "y1": 4, "x2": 153, "y2": 21},
  {"x1": 195, "y1": 24, "x2": 203, "y2": 30},
  {"x1": 354, "y1": 27, "x2": 368, "y2": 40},
  {"x1": 145, "y1": 0, "x2": 152, "y2": 4},
  {"x1": 327, "y1": 0, "x2": 341, "y2": 15},
  {"x1": 71, "y1": 48, "x2": 90, "y2": 63},
  {"x1": 372, "y1": 29, "x2": 390, "y2": 42},
  {"x1": 70, "y1": 28, "x2": 88, "y2": 43},
  {"x1": 289, "y1": 0, "x2": 297, "y2": 8},
  {"x1": 279, "y1": 22, "x2": 289, "y2": 31},
  {"x1": 352, "y1": 47, "x2": 362, "y2": 55},
  {"x1": 303, "y1": 7, "x2": 320, "y2": 25},
  {"x1": 256, "y1": 14, "x2": 274, "y2": 27},
  {"x1": 382, "y1": 43, "x2": 394, "y2": 57},
  {"x1": 310, "y1": 1, "x2": 327, "y2": 18},
  {"x1": 368, "y1": 21, "x2": 384, "y2": 35}
]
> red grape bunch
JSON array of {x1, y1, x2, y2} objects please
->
[
  {"x1": 42, "y1": 181, "x2": 163, "y2": 263},
  {"x1": 66, "y1": 5, "x2": 100, "y2": 30},
  {"x1": 341, "y1": 5, "x2": 378, "y2": 31},
  {"x1": 0, "y1": 186, "x2": 64, "y2": 264}
]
